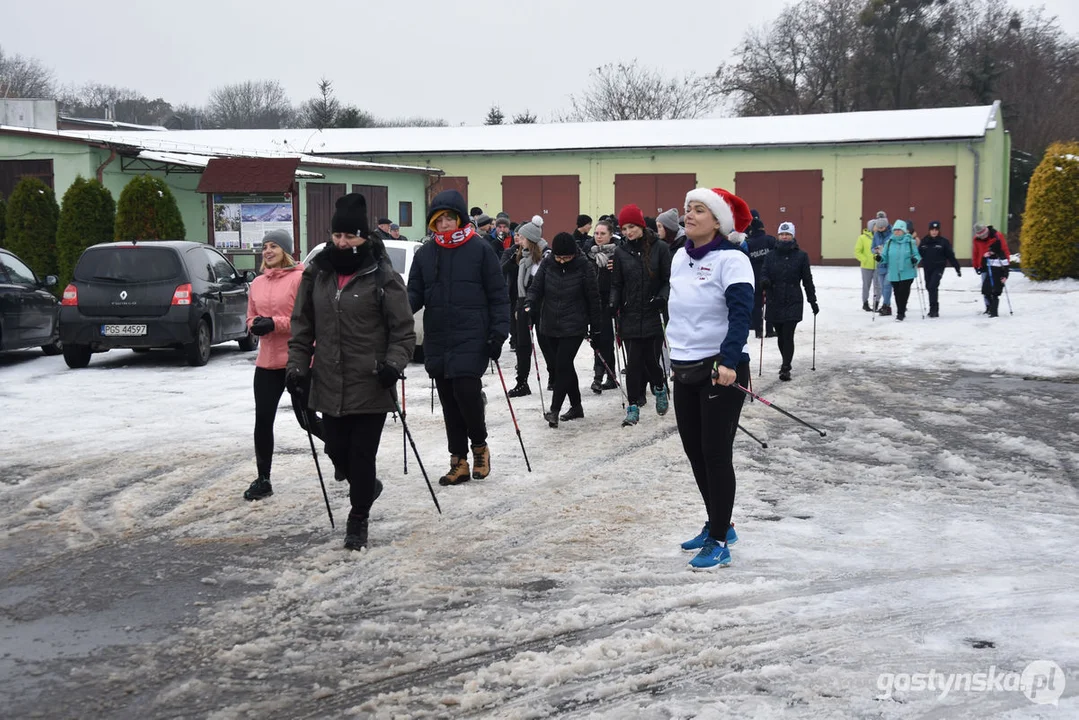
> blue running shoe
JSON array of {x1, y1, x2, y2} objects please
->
[
  {"x1": 654, "y1": 385, "x2": 669, "y2": 415},
  {"x1": 681, "y1": 522, "x2": 737, "y2": 551},
  {"x1": 622, "y1": 404, "x2": 640, "y2": 427},
  {"x1": 689, "y1": 537, "x2": 731, "y2": 570}
]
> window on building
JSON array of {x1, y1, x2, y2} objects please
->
[
  {"x1": 399, "y1": 201, "x2": 413, "y2": 227},
  {"x1": 0, "y1": 159, "x2": 54, "y2": 199}
]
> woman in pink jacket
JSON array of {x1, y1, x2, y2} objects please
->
[{"x1": 243, "y1": 230, "x2": 308, "y2": 501}]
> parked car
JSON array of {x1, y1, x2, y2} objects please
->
[
  {"x1": 0, "y1": 248, "x2": 62, "y2": 356},
  {"x1": 59, "y1": 240, "x2": 258, "y2": 368},
  {"x1": 304, "y1": 238, "x2": 425, "y2": 360}
]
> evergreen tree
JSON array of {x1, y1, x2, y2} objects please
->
[
  {"x1": 1019, "y1": 142, "x2": 1079, "y2": 280},
  {"x1": 3, "y1": 177, "x2": 59, "y2": 283},
  {"x1": 57, "y1": 177, "x2": 116, "y2": 290},
  {"x1": 512, "y1": 110, "x2": 538, "y2": 124},
  {"x1": 115, "y1": 175, "x2": 186, "y2": 241},
  {"x1": 484, "y1": 105, "x2": 505, "y2": 125}
]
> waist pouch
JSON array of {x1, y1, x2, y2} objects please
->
[{"x1": 671, "y1": 354, "x2": 722, "y2": 385}]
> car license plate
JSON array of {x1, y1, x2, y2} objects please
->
[{"x1": 101, "y1": 324, "x2": 147, "y2": 336}]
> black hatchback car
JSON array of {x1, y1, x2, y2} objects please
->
[
  {"x1": 0, "y1": 248, "x2": 62, "y2": 356},
  {"x1": 60, "y1": 241, "x2": 257, "y2": 368}
]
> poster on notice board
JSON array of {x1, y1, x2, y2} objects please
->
[{"x1": 212, "y1": 194, "x2": 293, "y2": 251}]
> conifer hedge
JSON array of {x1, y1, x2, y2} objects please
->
[
  {"x1": 3, "y1": 177, "x2": 60, "y2": 282},
  {"x1": 114, "y1": 175, "x2": 186, "y2": 241},
  {"x1": 57, "y1": 177, "x2": 116, "y2": 290},
  {"x1": 1020, "y1": 142, "x2": 1079, "y2": 281}
]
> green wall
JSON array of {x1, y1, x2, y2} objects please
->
[
  {"x1": 0, "y1": 133, "x2": 95, "y2": 196},
  {"x1": 365, "y1": 128, "x2": 1009, "y2": 261}
]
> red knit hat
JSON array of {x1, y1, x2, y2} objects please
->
[
  {"x1": 617, "y1": 203, "x2": 646, "y2": 229},
  {"x1": 684, "y1": 187, "x2": 753, "y2": 243}
]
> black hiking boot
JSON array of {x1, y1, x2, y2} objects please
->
[
  {"x1": 544, "y1": 411, "x2": 559, "y2": 428},
  {"x1": 507, "y1": 382, "x2": 531, "y2": 398},
  {"x1": 591, "y1": 377, "x2": 604, "y2": 394},
  {"x1": 600, "y1": 377, "x2": 619, "y2": 391},
  {"x1": 243, "y1": 477, "x2": 273, "y2": 501},
  {"x1": 862, "y1": 301, "x2": 872, "y2": 312},
  {"x1": 344, "y1": 515, "x2": 369, "y2": 551},
  {"x1": 559, "y1": 405, "x2": 584, "y2": 422}
]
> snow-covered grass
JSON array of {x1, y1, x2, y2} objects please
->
[{"x1": 1, "y1": 267, "x2": 1076, "y2": 718}]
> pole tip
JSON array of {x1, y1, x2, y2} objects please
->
[
  {"x1": 819, "y1": 431, "x2": 827, "y2": 437},
  {"x1": 762, "y1": 442, "x2": 769, "y2": 449}
]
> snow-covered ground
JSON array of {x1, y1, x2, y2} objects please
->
[{"x1": 1, "y1": 267, "x2": 1077, "y2": 719}]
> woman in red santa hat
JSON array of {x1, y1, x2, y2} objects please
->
[{"x1": 666, "y1": 187, "x2": 755, "y2": 570}]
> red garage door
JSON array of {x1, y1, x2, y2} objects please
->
[
  {"x1": 428, "y1": 176, "x2": 469, "y2": 207},
  {"x1": 736, "y1": 170, "x2": 823, "y2": 262},
  {"x1": 306, "y1": 182, "x2": 346, "y2": 252},
  {"x1": 614, "y1": 173, "x2": 697, "y2": 217},
  {"x1": 502, "y1": 175, "x2": 580, "y2": 235},
  {"x1": 862, "y1": 166, "x2": 956, "y2": 240},
  {"x1": 352, "y1": 184, "x2": 388, "y2": 232}
]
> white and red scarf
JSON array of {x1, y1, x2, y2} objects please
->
[{"x1": 433, "y1": 224, "x2": 477, "y2": 249}]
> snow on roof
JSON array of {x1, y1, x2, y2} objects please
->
[
  {"x1": 28, "y1": 104, "x2": 1000, "y2": 157},
  {"x1": 59, "y1": 116, "x2": 168, "y2": 132},
  {"x1": 0, "y1": 124, "x2": 438, "y2": 174},
  {"x1": 137, "y1": 150, "x2": 324, "y2": 178}
]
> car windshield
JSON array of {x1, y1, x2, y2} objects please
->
[
  {"x1": 74, "y1": 247, "x2": 183, "y2": 283},
  {"x1": 384, "y1": 247, "x2": 406, "y2": 275}
]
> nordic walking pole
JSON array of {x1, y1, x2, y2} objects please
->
[
  {"x1": 389, "y1": 393, "x2": 442, "y2": 514},
  {"x1": 738, "y1": 424, "x2": 768, "y2": 449},
  {"x1": 659, "y1": 315, "x2": 672, "y2": 397},
  {"x1": 430, "y1": 377, "x2": 434, "y2": 414},
  {"x1": 1003, "y1": 281, "x2": 1013, "y2": 315},
  {"x1": 759, "y1": 292, "x2": 765, "y2": 376},
  {"x1": 402, "y1": 378, "x2": 408, "y2": 475},
  {"x1": 529, "y1": 324, "x2": 546, "y2": 413},
  {"x1": 715, "y1": 363, "x2": 827, "y2": 437},
  {"x1": 588, "y1": 340, "x2": 630, "y2": 405},
  {"x1": 811, "y1": 312, "x2": 817, "y2": 371},
  {"x1": 300, "y1": 407, "x2": 335, "y2": 529},
  {"x1": 912, "y1": 251, "x2": 926, "y2": 320},
  {"x1": 494, "y1": 360, "x2": 532, "y2": 472},
  {"x1": 613, "y1": 331, "x2": 625, "y2": 410}
]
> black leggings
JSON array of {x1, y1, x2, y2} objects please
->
[
  {"x1": 892, "y1": 278, "x2": 914, "y2": 317},
  {"x1": 592, "y1": 316, "x2": 616, "y2": 382},
  {"x1": 773, "y1": 321, "x2": 798, "y2": 371},
  {"x1": 253, "y1": 367, "x2": 323, "y2": 478},
  {"x1": 674, "y1": 362, "x2": 750, "y2": 541},
  {"x1": 924, "y1": 268, "x2": 943, "y2": 313},
  {"x1": 435, "y1": 376, "x2": 487, "y2": 458},
  {"x1": 514, "y1": 306, "x2": 534, "y2": 385},
  {"x1": 624, "y1": 336, "x2": 663, "y2": 406},
  {"x1": 321, "y1": 413, "x2": 386, "y2": 520},
  {"x1": 548, "y1": 335, "x2": 584, "y2": 413}
]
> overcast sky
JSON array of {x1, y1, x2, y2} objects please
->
[{"x1": 5, "y1": 0, "x2": 1078, "y2": 126}]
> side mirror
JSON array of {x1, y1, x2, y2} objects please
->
[
  {"x1": 44, "y1": 275, "x2": 58, "y2": 287},
  {"x1": 242, "y1": 270, "x2": 257, "y2": 283}
]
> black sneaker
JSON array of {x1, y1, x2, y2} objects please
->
[
  {"x1": 600, "y1": 377, "x2": 619, "y2": 390},
  {"x1": 779, "y1": 370, "x2": 792, "y2": 381},
  {"x1": 343, "y1": 515, "x2": 368, "y2": 551},
  {"x1": 543, "y1": 411, "x2": 559, "y2": 428},
  {"x1": 591, "y1": 379, "x2": 603, "y2": 394},
  {"x1": 507, "y1": 382, "x2": 531, "y2": 398},
  {"x1": 862, "y1": 301, "x2": 872, "y2": 312},
  {"x1": 559, "y1": 405, "x2": 584, "y2": 422},
  {"x1": 243, "y1": 477, "x2": 273, "y2": 501}
]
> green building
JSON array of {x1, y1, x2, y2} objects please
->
[{"x1": 2, "y1": 102, "x2": 1008, "y2": 263}]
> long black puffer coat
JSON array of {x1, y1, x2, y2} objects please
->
[
  {"x1": 761, "y1": 239, "x2": 817, "y2": 324},
  {"x1": 610, "y1": 231, "x2": 671, "y2": 339},
  {"x1": 526, "y1": 252, "x2": 603, "y2": 338}
]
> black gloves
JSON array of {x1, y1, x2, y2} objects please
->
[
  {"x1": 608, "y1": 305, "x2": 619, "y2": 318},
  {"x1": 589, "y1": 329, "x2": 602, "y2": 345},
  {"x1": 810, "y1": 301, "x2": 819, "y2": 316},
  {"x1": 250, "y1": 316, "x2": 275, "y2": 336},
  {"x1": 523, "y1": 305, "x2": 536, "y2": 325},
  {"x1": 376, "y1": 362, "x2": 401, "y2": 389},
  {"x1": 910, "y1": 257, "x2": 919, "y2": 267},
  {"x1": 488, "y1": 337, "x2": 503, "y2": 361},
  {"x1": 648, "y1": 296, "x2": 666, "y2": 313},
  {"x1": 956, "y1": 268, "x2": 962, "y2": 277},
  {"x1": 873, "y1": 254, "x2": 882, "y2": 263},
  {"x1": 285, "y1": 367, "x2": 307, "y2": 396}
]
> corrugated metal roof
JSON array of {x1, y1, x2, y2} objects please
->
[{"x1": 27, "y1": 104, "x2": 998, "y2": 157}]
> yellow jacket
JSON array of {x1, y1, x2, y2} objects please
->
[{"x1": 854, "y1": 228, "x2": 877, "y2": 270}]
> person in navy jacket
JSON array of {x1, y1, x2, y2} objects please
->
[{"x1": 666, "y1": 187, "x2": 755, "y2": 571}]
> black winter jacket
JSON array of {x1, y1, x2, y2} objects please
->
[
  {"x1": 288, "y1": 247, "x2": 416, "y2": 416},
  {"x1": 610, "y1": 231, "x2": 671, "y2": 339},
  {"x1": 746, "y1": 229, "x2": 777, "y2": 282},
  {"x1": 761, "y1": 239, "x2": 817, "y2": 324},
  {"x1": 527, "y1": 253, "x2": 603, "y2": 338},
  {"x1": 918, "y1": 235, "x2": 961, "y2": 274},
  {"x1": 587, "y1": 240, "x2": 620, "y2": 307},
  {"x1": 407, "y1": 235, "x2": 510, "y2": 379}
]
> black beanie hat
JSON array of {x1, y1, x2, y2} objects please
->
[
  {"x1": 576, "y1": 214, "x2": 592, "y2": 229},
  {"x1": 552, "y1": 232, "x2": 577, "y2": 256},
  {"x1": 427, "y1": 189, "x2": 469, "y2": 229},
  {"x1": 470, "y1": 206, "x2": 483, "y2": 217},
  {"x1": 332, "y1": 193, "x2": 370, "y2": 236},
  {"x1": 645, "y1": 216, "x2": 658, "y2": 233}
]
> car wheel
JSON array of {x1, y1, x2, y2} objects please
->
[
  {"x1": 63, "y1": 343, "x2": 92, "y2": 369},
  {"x1": 184, "y1": 319, "x2": 212, "y2": 366},
  {"x1": 238, "y1": 331, "x2": 259, "y2": 352},
  {"x1": 41, "y1": 338, "x2": 63, "y2": 356}
]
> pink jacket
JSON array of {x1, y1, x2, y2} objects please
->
[{"x1": 247, "y1": 263, "x2": 304, "y2": 369}]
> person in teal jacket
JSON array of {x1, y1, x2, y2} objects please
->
[{"x1": 875, "y1": 219, "x2": 921, "y2": 321}]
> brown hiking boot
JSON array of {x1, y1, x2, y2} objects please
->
[
  {"x1": 439, "y1": 455, "x2": 471, "y2": 486},
  {"x1": 471, "y1": 444, "x2": 490, "y2": 479}
]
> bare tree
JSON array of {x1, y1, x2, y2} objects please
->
[
  {"x1": 204, "y1": 80, "x2": 294, "y2": 129},
  {"x1": 58, "y1": 83, "x2": 172, "y2": 125},
  {"x1": 0, "y1": 46, "x2": 54, "y2": 98},
  {"x1": 375, "y1": 116, "x2": 448, "y2": 127},
  {"x1": 563, "y1": 60, "x2": 721, "y2": 121}
]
